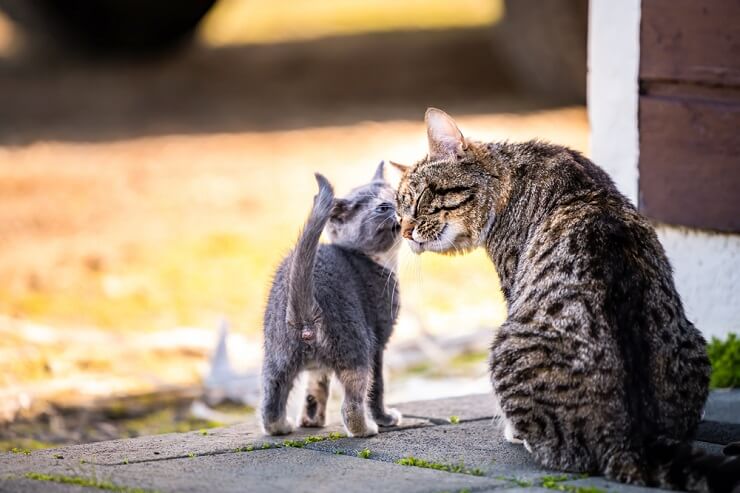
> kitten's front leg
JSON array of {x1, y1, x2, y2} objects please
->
[
  {"x1": 337, "y1": 368, "x2": 378, "y2": 437},
  {"x1": 368, "y1": 349, "x2": 402, "y2": 427},
  {"x1": 300, "y1": 369, "x2": 331, "y2": 428}
]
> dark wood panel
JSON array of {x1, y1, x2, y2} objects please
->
[
  {"x1": 640, "y1": 0, "x2": 740, "y2": 87},
  {"x1": 639, "y1": 94, "x2": 740, "y2": 233}
]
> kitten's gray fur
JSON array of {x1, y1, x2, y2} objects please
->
[{"x1": 261, "y1": 163, "x2": 402, "y2": 437}]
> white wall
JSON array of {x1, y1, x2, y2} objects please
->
[
  {"x1": 657, "y1": 227, "x2": 740, "y2": 339},
  {"x1": 588, "y1": 0, "x2": 641, "y2": 205},
  {"x1": 588, "y1": 0, "x2": 738, "y2": 338}
]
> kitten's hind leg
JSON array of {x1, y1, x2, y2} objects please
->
[
  {"x1": 368, "y1": 349, "x2": 402, "y2": 427},
  {"x1": 300, "y1": 369, "x2": 331, "y2": 428},
  {"x1": 260, "y1": 360, "x2": 298, "y2": 436},
  {"x1": 337, "y1": 368, "x2": 378, "y2": 437}
]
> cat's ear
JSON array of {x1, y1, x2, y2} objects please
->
[
  {"x1": 372, "y1": 160, "x2": 385, "y2": 181},
  {"x1": 425, "y1": 107, "x2": 466, "y2": 160},
  {"x1": 331, "y1": 198, "x2": 350, "y2": 222},
  {"x1": 389, "y1": 160, "x2": 410, "y2": 175}
]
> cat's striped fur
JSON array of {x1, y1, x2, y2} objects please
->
[{"x1": 393, "y1": 108, "x2": 739, "y2": 492}]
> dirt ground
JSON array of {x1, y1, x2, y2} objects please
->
[{"x1": 0, "y1": 25, "x2": 588, "y2": 438}]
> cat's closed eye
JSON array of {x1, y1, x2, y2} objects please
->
[{"x1": 375, "y1": 203, "x2": 393, "y2": 213}]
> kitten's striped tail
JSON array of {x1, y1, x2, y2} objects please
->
[
  {"x1": 639, "y1": 437, "x2": 740, "y2": 493},
  {"x1": 285, "y1": 173, "x2": 334, "y2": 343}
]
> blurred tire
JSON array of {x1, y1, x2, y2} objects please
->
[
  {"x1": 492, "y1": 0, "x2": 588, "y2": 104},
  {"x1": 0, "y1": 0, "x2": 218, "y2": 56}
]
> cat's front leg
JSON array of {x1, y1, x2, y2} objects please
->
[
  {"x1": 492, "y1": 383, "x2": 523, "y2": 445},
  {"x1": 503, "y1": 421, "x2": 524, "y2": 445},
  {"x1": 337, "y1": 368, "x2": 378, "y2": 437}
]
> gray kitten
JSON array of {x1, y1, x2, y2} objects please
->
[{"x1": 261, "y1": 163, "x2": 402, "y2": 437}]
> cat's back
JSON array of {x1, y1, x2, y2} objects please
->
[{"x1": 509, "y1": 144, "x2": 709, "y2": 437}]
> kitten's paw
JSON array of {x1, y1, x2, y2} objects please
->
[
  {"x1": 503, "y1": 421, "x2": 523, "y2": 444},
  {"x1": 300, "y1": 414, "x2": 326, "y2": 428},
  {"x1": 375, "y1": 408, "x2": 402, "y2": 427},
  {"x1": 262, "y1": 417, "x2": 295, "y2": 436},
  {"x1": 346, "y1": 419, "x2": 379, "y2": 438}
]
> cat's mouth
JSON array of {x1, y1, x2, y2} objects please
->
[{"x1": 408, "y1": 224, "x2": 453, "y2": 254}]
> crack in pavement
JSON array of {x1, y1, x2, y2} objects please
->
[{"x1": 78, "y1": 416, "x2": 495, "y2": 466}]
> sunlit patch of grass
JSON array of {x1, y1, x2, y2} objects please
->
[
  {"x1": 200, "y1": 0, "x2": 503, "y2": 47},
  {"x1": 0, "y1": 439, "x2": 55, "y2": 453},
  {"x1": 119, "y1": 408, "x2": 225, "y2": 438},
  {"x1": 0, "y1": 231, "x2": 284, "y2": 333}
]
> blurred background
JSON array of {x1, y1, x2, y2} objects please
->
[{"x1": 0, "y1": 0, "x2": 589, "y2": 451}]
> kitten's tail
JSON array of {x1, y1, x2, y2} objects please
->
[
  {"x1": 285, "y1": 173, "x2": 334, "y2": 343},
  {"x1": 613, "y1": 437, "x2": 740, "y2": 493}
]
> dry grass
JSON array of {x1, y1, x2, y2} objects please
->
[{"x1": 0, "y1": 109, "x2": 587, "y2": 337}]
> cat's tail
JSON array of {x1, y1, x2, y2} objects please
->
[
  {"x1": 611, "y1": 437, "x2": 740, "y2": 493},
  {"x1": 285, "y1": 173, "x2": 334, "y2": 343}
]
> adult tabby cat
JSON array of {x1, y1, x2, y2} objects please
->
[{"x1": 393, "y1": 108, "x2": 739, "y2": 492}]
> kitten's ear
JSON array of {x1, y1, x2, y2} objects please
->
[
  {"x1": 425, "y1": 107, "x2": 465, "y2": 160},
  {"x1": 372, "y1": 160, "x2": 385, "y2": 181},
  {"x1": 331, "y1": 198, "x2": 349, "y2": 222}
]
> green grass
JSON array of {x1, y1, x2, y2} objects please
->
[
  {"x1": 495, "y1": 476, "x2": 532, "y2": 487},
  {"x1": 233, "y1": 432, "x2": 349, "y2": 453},
  {"x1": 396, "y1": 456, "x2": 484, "y2": 476},
  {"x1": 357, "y1": 448, "x2": 371, "y2": 459},
  {"x1": 25, "y1": 472, "x2": 160, "y2": 493},
  {"x1": 449, "y1": 415, "x2": 460, "y2": 424},
  {"x1": 708, "y1": 333, "x2": 740, "y2": 389},
  {"x1": 540, "y1": 474, "x2": 603, "y2": 493}
]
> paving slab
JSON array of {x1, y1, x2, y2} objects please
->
[
  {"x1": 695, "y1": 421, "x2": 740, "y2": 445},
  {"x1": 563, "y1": 478, "x2": 666, "y2": 493},
  {"x1": 393, "y1": 393, "x2": 497, "y2": 424},
  {"x1": 704, "y1": 389, "x2": 740, "y2": 424},
  {"x1": 3, "y1": 415, "x2": 430, "y2": 467},
  {"x1": 2, "y1": 391, "x2": 738, "y2": 493},
  {"x1": 304, "y1": 419, "x2": 547, "y2": 481},
  {"x1": 4, "y1": 447, "x2": 509, "y2": 493}
]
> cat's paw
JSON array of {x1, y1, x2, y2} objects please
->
[
  {"x1": 375, "y1": 408, "x2": 402, "y2": 427},
  {"x1": 262, "y1": 417, "x2": 295, "y2": 436},
  {"x1": 503, "y1": 421, "x2": 523, "y2": 444},
  {"x1": 346, "y1": 419, "x2": 379, "y2": 438}
]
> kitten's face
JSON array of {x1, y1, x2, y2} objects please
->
[
  {"x1": 326, "y1": 163, "x2": 401, "y2": 261},
  {"x1": 395, "y1": 109, "x2": 500, "y2": 255}
]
